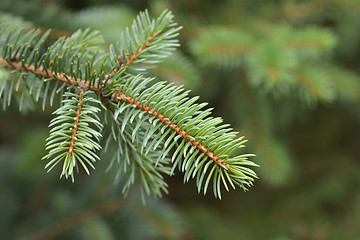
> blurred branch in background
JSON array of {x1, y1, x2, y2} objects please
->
[
  {"x1": 1, "y1": 0, "x2": 360, "y2": 239},
  {"x1": 18, "y1": 195, "x2": 184, "y2": 240},
  {"x1": 18, "y1": 196, "x2": 127, "y2": 240}
]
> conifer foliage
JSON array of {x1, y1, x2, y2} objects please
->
[{"x1": 0, "y1": 10, "x2": 258, "y2": 198}]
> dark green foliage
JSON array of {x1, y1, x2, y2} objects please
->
[{"x1": 1, "y1": 0, "x2": 360, "y2": 239}]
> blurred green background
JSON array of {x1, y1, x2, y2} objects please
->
[{"x1": 1, "y1": 0, "x2": 360, "y2": 239}]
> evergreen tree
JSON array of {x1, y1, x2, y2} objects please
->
[{"x1": 1, "y1": 0, "x2": 360, "y2": 239}]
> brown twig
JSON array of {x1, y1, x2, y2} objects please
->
[
  {"x1": 114, "y1": 92, "x2": 230, "y2": 167},
  {"x1": 116, "y1": 31, "x2": 158, "y2": 70},
  {"x1": 68, "y1": 89, "x2": 85, "y2": 155},
  {"x1": 0, "y1": 55, "x2": 231, "y2": 169}
]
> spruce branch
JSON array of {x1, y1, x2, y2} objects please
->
[{"x1": 0, "y1": 10, "x2": 258, "y2": 198}]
